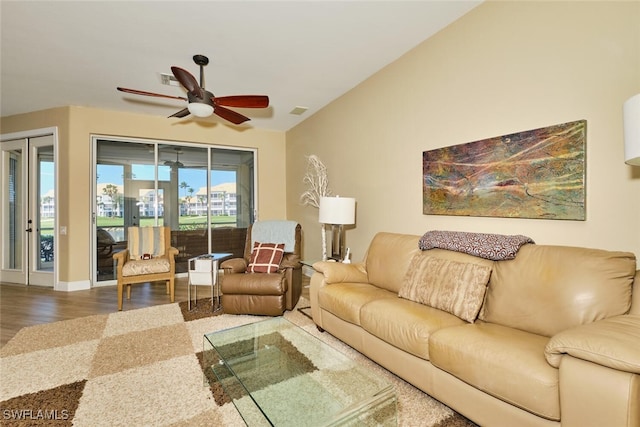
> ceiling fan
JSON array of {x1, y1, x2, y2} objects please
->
[
  {"x1": 117, "y1": 54, "x2": 269, "y2": 125},
  {"x1": 163, "y1": 148, "x2": 184, "y2": 168}
]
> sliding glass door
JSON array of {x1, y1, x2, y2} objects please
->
[{"x1": 93, "y1": 137, "x2": 255, "y2": 283}]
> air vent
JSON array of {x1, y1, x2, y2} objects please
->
[
  {"x1": 289, "y1": 106, "x2": 308, "y2": 115},
  {"x1": 160, "y1": 73, "x2": 180, "y2": 87}
]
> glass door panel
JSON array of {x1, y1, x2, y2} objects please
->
[
  {"x1": 34, "y1": 143, "x2": 55, "y2": 275},
  {"x1": 208, "y1": 148, "x2": 254, "y2": 262},
  {"x1": 159, "y1": 144, "x2": 208, "y2": 273},
  {"x1": 29, "y1": 135, "x2": 55, "y2": 286},
  {"x1": 1, "y1": 140, "x2": 26, "y2": 284},
  {"x1": 95, "y1": 140, "x2": 155, "y2": 281},
  {"x1": 0, "y1": 135, "x2": 55, "y2": 286}
]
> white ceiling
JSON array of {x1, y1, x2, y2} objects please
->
[{"x1": 1, "y1": 1, "x2": 481, "y2": 132}]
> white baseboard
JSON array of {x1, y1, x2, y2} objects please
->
[
  {"x1": 92, "y1": 280, "x2": 115, "y2": 288},
  {"x1": 55, "y1": 280, "x2": 91, "y2": 292}
]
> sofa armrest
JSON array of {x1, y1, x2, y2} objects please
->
[
  {"x1": 545, "y1": 314, "x2": 640, "y2": 373},
  {"x1": 220, "y1": 257, "x2": 247, "y2": 274},
  {"x1": 312, "y1": 261, "x2": 368, "y2": 284}
]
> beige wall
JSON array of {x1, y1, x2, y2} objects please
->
[
  {"x1": 2, "y1": 1, "x2": 639, "y2": 285},
  {"x1": 1, "y1": 106, "x2": 286, "y2": 285},
  {"x1": 287, "y1": 1, "x2": 640, "y2": 263}
]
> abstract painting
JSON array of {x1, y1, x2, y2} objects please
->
[{"x1": 423, "y1": 120, "x2": 586, "y2": 220}]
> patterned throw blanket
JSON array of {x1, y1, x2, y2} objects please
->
[{"x1": 419, "y1": 230, "x2": 534, "y2": 261}]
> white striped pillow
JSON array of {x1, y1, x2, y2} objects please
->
[
  {"x1": 399, "y1": 254, "x2": 492, "y2": 323},
  {"x1": 128, "y1": 226, "x2": 165, "y2": 260}
]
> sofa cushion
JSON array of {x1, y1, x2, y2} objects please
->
[
  {"x1": 122, "y1": 258, "x2": 170, "y2": 276},
  {"x1": 365, "y1": 232, "x2": 421, "y2": 293},
  {"x1": 360, "y1": 297, "x2": 466, "y2": 360},
  {"x1": 479, "y1": 244, "x2": 636, "y2": 337},
  {"x1": 399, "y1": 254, "x2": 492, "y2": 322},
  {"x1": 430, "y1": 321, "x2": 560, "y2": 421},
  {"x1": 318, "y1": 283, "x2": 396, "y2": 326}
]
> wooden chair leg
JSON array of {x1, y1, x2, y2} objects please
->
[
  {"x1": 117, "y1": 281, "x2": 124, "y2": 311},
  {"x1": 169, "y1": 278, "x2": 175, "y2": 303},
  {"x1": 126, "y1": 284, "x2": 131, "y2": 300},
  {"x1": 165, "y1": 281, "x2": 169, "y2": 295}
]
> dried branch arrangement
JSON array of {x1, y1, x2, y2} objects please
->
[
  {"x1": 300, "y1": 155, "x2": 332, "y2": 260},
  {"x1": 300, "y1": 155, "x2": 331, "y2": 208}
]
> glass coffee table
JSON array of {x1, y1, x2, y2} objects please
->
[{"x1": 204, "y1": 317, "x2": 396, "y2": 426}]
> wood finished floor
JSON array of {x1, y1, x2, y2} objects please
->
[{"x1": 1, "y1": 276, "x2": 310, "y2": 347}]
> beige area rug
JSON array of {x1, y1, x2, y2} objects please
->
[{"x1": 0, "y1": 297, "x2": 478, "y2": 427}]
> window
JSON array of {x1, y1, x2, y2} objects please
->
[{"x1": 94, "y1": 138, "x2": 255, "y2": 282}]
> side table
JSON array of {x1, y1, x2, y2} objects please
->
[
  {"x1": 300, "y1": 259, "x2": 320, "y2": 276},
  {"x1": 187, "y1": 253, "x2": 233, "y2": 311}
]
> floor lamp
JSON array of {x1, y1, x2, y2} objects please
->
[
  {"x1": 624, "y1": 93, "x2": 639, "y2": 248},
  {"x1": 624, "y1": 93, "x2": 640, "y2": 166},
  {"x1": 319, "y1": 196, "x2": 356, "y2": 261}
]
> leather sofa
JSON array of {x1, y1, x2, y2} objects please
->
[{"x1": 309, "y1": 232, "x2": 640, "y2": 427}]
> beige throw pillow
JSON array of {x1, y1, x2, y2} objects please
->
[{"x1": 399, "y1": 254, "x2": 492, "y2": 323}]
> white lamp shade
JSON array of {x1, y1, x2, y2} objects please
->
[
  {"x1": 188, "y1": 102, "x2": 214, "y2": 117},
  {"x1": 624, "y1": 93, "x2": 640, "y2": 166},
  {"x1": 319, "y1": 196, "x2": 356, "y2": 225}
]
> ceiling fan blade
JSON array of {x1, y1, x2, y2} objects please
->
[
  {"x1": 170, "y1": 66, "x2": 204, "y2": 99},
  {"x1": 214, "y1": 105, "x2": 250, "y2": 125},
  {"x1": 215, "y1": 95, "x2": 269, "y2": 108},
  {"x1": 169, "y1": 108, "x2": 190, "y2": 118},
  {"x1": 117, "y1": 87, "x2": 187, "y2": 101}
]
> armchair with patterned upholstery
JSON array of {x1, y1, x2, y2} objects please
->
[
  {"x1": 113, "y1": 226, "x2": 179, "y2": 311},
  {"x1": 220, "y1": 221, "x2": 302, "y2": 316}
]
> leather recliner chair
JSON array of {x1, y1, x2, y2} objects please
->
[{"x1": 220, "y1": 221, "x2": 302, "y2": 316}]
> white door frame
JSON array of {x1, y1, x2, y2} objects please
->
[{"x1": 0, "y1": 127, "x2": 58, "y2": 287}]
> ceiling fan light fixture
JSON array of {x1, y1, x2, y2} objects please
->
[
  {"x1": 118, "y1": 55, "x2": 267, "y2": 124},
  {"x1": 187, "y1": 102, "x2": 214, "y2": 117}
]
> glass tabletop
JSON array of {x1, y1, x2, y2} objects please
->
[{"x1": 204, "y1": 317, "x2": 396, "y2": 426}]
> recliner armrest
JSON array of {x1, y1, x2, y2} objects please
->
[
  {"x1": 221, "y1": 257, "x2": 247, "y2": 274},
  {"x1": 280, "y1": 253, "x2": 301, "y2": 269},
  {"x1": 545, "y1": 314, "x2": 640, "y2": 373},
  {"x1": 312, "y1": 261, "x2": 368, "y2": 284}
]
